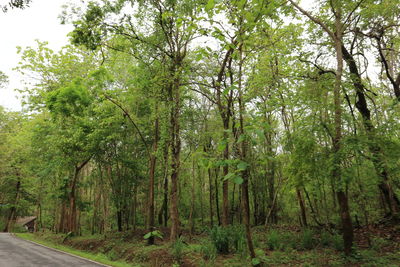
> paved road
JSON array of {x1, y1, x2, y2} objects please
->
[{"x1": 0, "y1": 233, "x2": 106, "y2": 267}]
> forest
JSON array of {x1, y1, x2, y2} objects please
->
[{"x1": 1, "y1": 0, "x2": 400, "y2": 266}]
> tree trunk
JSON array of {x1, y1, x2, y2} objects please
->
[
  {"x1": 169, "y1": 60, "x2": 182, "y2": 241},
  {"x1": 147, "y1": 114, "x2": 159, "y2": 245},
  {"x1": 222, "y1": 118, "x2": 230, "y2": 226},
  {"x1": 333, "y1": 28, "x2": 353, "y2": 255},
  {"x1": 237, "y1": 44, "x2": 258, "y2": 265},
  {"x1": 215, "y1": 168, "x2": 221, "y2": 226},
  {"x1": 67, "y1": 157, "x2": 91, "y2": 234},
  {"x1": 188, "y1": 159, "x2": 196, "y2": 236},
  {"x1": 296, "y1": 188, "x2": 308, "y2": 227}
]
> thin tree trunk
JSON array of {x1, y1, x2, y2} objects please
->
[
  {"x1": 236, "y1": 44, "x2": 258, "y2": 264},
  {"x1": 333, "y1": 24, "x2": 353, "y2": 255},
  {"x1": 222, "y1": 118, "x2": 230, "y2": 226},
  {"x1": 188, "y1": 160, "x2": 196, "y2": 236},
  {"x1": 147, "y1": 114, "x2": 159, "y2": 245},
  {"x1": 296, "y1": 188, "x2": 308, "y2": 227},
  {"x1": 215, "y1": 168, "x2": 221, "y2": 226},
  {"x1": 208, "y1": 168, "x2": 214, "y2": 227}
]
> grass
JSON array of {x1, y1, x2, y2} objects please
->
[{"x1": 15, "y1": 233, "x2": 133, "y2": 267}]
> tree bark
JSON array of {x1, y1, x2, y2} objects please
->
[
  {"x1": 333, "y1": 24, "x2": 353, "y2": 255},
  {"x1": 296, "y1": 188, "x2": 308, "y2": 227},
  {"x1": 147, "y1": 114, "x2": 159, "y2": 245},
  {"x1": 67, "y1": 157, "x2": 91, "y2": 234},
  {"x1": 169, "y1": 58, "x2": 182, "y2": 241}
]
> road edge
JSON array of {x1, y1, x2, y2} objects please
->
[{"x1": 11, "y1": 233, "x2": 112, "y2": 267}]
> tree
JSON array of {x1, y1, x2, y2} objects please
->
[
  {"x1": 288, "y1": 0, "x2": 354, "y2": 255},
  {"x1": 1, "y1": 0, "x2": 31, "y2": 12}
]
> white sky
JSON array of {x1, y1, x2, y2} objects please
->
[{"x1": 0, "y1": 0, "x2": 73, "y2": 111}]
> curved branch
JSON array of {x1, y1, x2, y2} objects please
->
[{"x1": 104, "y1": 94, "x2": 151, "y2": 157}]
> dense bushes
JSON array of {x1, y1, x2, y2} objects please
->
[
  {"x1": 266, "y1": 228, "x2": 344, "y2": 251},
  {"x1": 208, "y1": 225, "x2": 247, "y2": 254}
]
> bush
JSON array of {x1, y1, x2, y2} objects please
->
[
  {"x1": 266, "y1": 229, "x2": 297, "y2": 251},
  {"x1": 229, "y1": 225, "x2": 247, "y2": 256},
  {"x1": 370, "y1": 237, "x2": 391, "y2": 252},
  {"x1": 199, "y1": 239, "x2": 217, "y2": 261},
  {"x1": 266, "y1": 229, "x2": 319, "y2": 251},
  {"x1": 171, "y1": 236, "x2": 186, "y2": 262},
  {"x1": 12, "y1": 224, "x2": 28, "y2": 233},
  {"x1": 298, "y1": 229, "x2": 316, "y2": 250},
  {"x1": 209, "y1": 226, "x2": 230, "y2": 254},
  {"x1": 266, "y1": 229, "x2": 284, "y2": 250},
  {"x1": 208, "y1": 225, "x2": 246, "y2": 254},
  {"x1": 320, "y1": 231, "x2": 332, "y2": 247},
  {"x1": 330, "y1": 233, "x2": 344, "y2": 251}
]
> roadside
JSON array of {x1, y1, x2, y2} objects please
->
[{"x1": 15, "y1": 233, "x2": 131, "y2": 267}]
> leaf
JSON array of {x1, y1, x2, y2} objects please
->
[
  {"x1": 144, "y1": 230, "x2": 163, "y2": 240},
  {"x1": 217, "y1": 139, "x2": 227, "y2": 152},
  {"x1": 233, "y1": 176, "x2": 243, "y2": 185},
  {"x1": 223, "y1": 172, "x2": 235, "y2": 181},
  {"x1": 251, "y1": 257, "x2": 261, "y2": 266},
  {"x1": 254, "y1": 129, "x2": 264, "y2": 139},
  {"x1": 152, "y1": 230, "x2": 163, "y2": 239},
  {"x1": 237, "y1": 161, "x2": 249, "y2": 171},
  {"x1": 237, "y1": 134, "x2": 246, "y2": 143},
  {"x1": 205, "y1": 0, "x2": 215, "y2": 12},
  {"x1": 143, "y1": 232, "x2": 152, "y2": 239}
]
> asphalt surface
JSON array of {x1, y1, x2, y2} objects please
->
[{"x1": 0, "y1": 233, "x2": 106, "y2": 267}]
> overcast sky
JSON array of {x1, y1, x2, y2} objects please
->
[{"x1": 0, "y1": 0, "x2": 73, "y2": 111}]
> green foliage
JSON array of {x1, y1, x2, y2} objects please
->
[
  {"x1": 3, "y1": 0, "x2": 400, "y2": 266},
  {"x1": 143, "y1": 230, "x2": 163, "y2": 240},
  {"x1": 266, "y1": 229, "x2": 339, "y2": 251},
  {"x1": 171, "y1": 236, "x2": 186, "y2": 262},
  {"x1": 199, "y1": 238, "x2": 217, "y2": 261},
  {"x1": 370, "y1": 237, "x2": 391, "y2": 253},
  {"x1": 0, "y1": 71, "x2": 8, "y2": 88},
  {"x1": 209, "y1": 226, "x2": 230, "y2": 254},
  {"x1": 266, "y1": 229, "x2": 290, "y2": 251},
  {"x1": 12, "y1": 224, "x2": 28, "y2": 233},
  {"x1": 299, "y1": 229, "x2": 317, "y2": 250},
  {"x1": 46, "y1": 78, "x2": 91, "y2": 117},
  {"x1": 209, "y1": 225, "x2": 246, "y2": 255}
]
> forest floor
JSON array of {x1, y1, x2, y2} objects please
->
[{"x1": 16, "y1": 222, "x2": 400, "y2": 267}]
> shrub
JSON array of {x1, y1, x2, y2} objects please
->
[
  {"x1": 106, "y1": 248, "x2": 118, "y2": 261},
  {"x1": 199, "y1": 239, "x2": 217, "y2": 261},
  {"x1": 266, "y1": 229, "x2": 319, "y2": 251},
  {"x1": 208, "y1": 225, "x2": 246, "y2": 254},
  {"x1": 320, "y1": 231, "x2": 332, "y2": 247},
  {"x1": 12, "y1": 224, "x2": 28, "y2": 233},
  {"x1": 229, "y1": 225, "x2": 247, "y2": 256},
  {"x1": 298, "y1": 229, "x2": 316, "y2": 250},
  {"x1": 266, "y1": 229, "x2": 283, "y2": 250},
  {"x1": 171, "y1": 236, "x2": 186, "y2": 262},
  {"x1": 331, "y1": 233, "x2": 344, "y2": 251},
  {"x1": 209, "y1": 226, "x2": 230, "y2": 254},
  {"x1": 370, "y1": 237, "x2": 391, "y2": 252}
]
